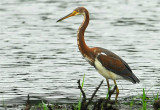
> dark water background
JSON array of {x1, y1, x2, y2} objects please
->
[{"x1": 0, "y1": 0, "x2": 160, "y2": 105}]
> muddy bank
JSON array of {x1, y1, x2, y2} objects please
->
[
  {"x1": 0, "y1": 97, "x2": 156, "y2": 110},
  {"x1": 1, "y1": 80, "x2": 159, "y2": 110}
]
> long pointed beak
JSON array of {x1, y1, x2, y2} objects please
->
[{"x1": 57, "y1": 11, "x2": 78, "y2": 22}]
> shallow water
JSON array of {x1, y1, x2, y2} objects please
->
[{"x1": 0, "y1": 0, "x2": 160, "y2": 105}]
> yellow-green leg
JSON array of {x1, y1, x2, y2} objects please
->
[
  {"x1": 106, "y1": 79, "x2": 112, "y2": 100},
  {"x1": 113, "y1": 80, "x2": 119, "y2": 102},
  {"x1": 106, "y1": 79, "x2": 110, "y2": 92}
]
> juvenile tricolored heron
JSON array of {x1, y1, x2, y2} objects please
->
[{"x1": 57, "y1": 7, "x2": 140, "y2": 101}]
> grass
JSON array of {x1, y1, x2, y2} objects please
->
[
  {"x1": 125, "y1": 88, "x2": 160, "y2": 110},
  {"x1": 42, "y1": 100, "x2": 48, "y2": 110},
  {"x1": 141, "y1": 88, "x2": 147, "y2": 110},
  {"x1": 106, "y1": 86, "x2": 111, "y2": 99},
  {"x1": 140, "y1": 88, "x2": 160, "y2": 110},
  {"x1": 152, "y1": 92, "x2": 159, "y2": 104},
  {"x1": 130, "y1": 96, "x2": 135, "y2": 107},
  {"x1": 30, "y1": 101, "x2": 48, "y2": 110}
]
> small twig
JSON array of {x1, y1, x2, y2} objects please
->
[
  {"x1": 27, "y1": 94, "x2": 29, "y2": 104},
  {"x1": 77, "y1": 79, "x2": 86, "y2": 101},
  {"x1": 86, "y1": 80, "x2": 104, "y2": 108},
  {"x1": 24, "y1": 94, "x2": 31, "y2": 110}
]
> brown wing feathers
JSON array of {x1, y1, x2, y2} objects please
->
[{"x1": 97, "y1": 53, "x2": 140, "y2": 83}]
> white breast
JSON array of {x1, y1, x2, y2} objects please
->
[{"x1": 94, "y1": 58, "x2": 123, "y2": 80}]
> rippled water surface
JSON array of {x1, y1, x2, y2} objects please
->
[{"x1": 0, "y1": 0, "x2": 160, "y2": 105}]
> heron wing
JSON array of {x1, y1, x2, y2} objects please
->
[
  {"x1": 97, "y1": 47, "x2": 132, "y2": 72},
  {"x1": 96, "y1": 47, "x2": 139, "y2": 83},
  {"x1": 97, "y1": 54, "x2": 131, "y2": 77}
]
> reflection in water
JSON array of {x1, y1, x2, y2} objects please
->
[{"x1": 0, "y1": 0, "x2": 160, "y2": 105}]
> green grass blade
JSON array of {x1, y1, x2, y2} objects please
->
[
  {"x1": 81, "y1": 73, "x2": 85, "y2": 88},
  {"x1": 42, "y1": 101, "x2": 48, "y2": 110},
  {"x1": 142, "y1": 88, "x2": 147, "y2": 110},
  {"x1": 106, "y1": 86, "x2": 111, "y2": 99}
]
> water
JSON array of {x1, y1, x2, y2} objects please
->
[{"x1": 0, "y1": 0, "x2": 160, "y2": 105}]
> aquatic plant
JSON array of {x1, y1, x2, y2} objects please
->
[
  {"x1": 141, "y1": 88, "x2": 147, "y2": 110},
  {"x1": 106, "y1": 86, "x2": 111, "y2": 99},
  {"x1": 42, "y1": 100, "x2": 48, "y2": 110}
]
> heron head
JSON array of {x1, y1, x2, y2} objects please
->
[{"x1": 57, "y1": 7, "x2": 86, "y2": 22}]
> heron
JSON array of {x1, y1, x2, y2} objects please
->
[{"x1": 57, "y1": 7, "x2": 140, "y2": 102}]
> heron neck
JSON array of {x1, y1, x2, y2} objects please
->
[{"x1": 77, "y1": 10, "x2": 91, "y2": 58}]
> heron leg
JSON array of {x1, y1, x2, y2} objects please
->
[
  {"x1": 106, "y1": 79, "x2": 110, "y2": 92},
  {"x1": 106, "y1": 79, "x2": 111, "y2": 100},
  {"x1": 113, "y1": 80, "x2": 119, "y2": 102}
]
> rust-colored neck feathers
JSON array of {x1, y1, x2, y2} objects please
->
[{"x1": 77, "y1": 8, "x2": 94, "y2": 64}]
